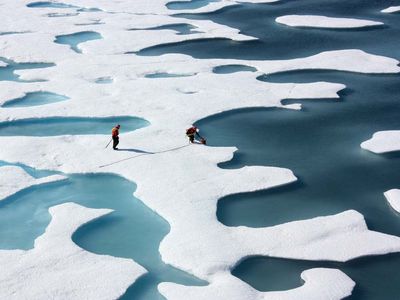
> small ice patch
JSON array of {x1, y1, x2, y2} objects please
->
[
  {"x1": 361, "y1": 130, "x2": 400, "y2": 154},
  {"x1": 276, "y1": 15, "x2": 384, "y2": 29},
  {"x1": 384, "y1": 189, "x2": 400, "y2": 213},
  {"x1": 381, "y1": 6, "x2": 400, "y2": 13}
]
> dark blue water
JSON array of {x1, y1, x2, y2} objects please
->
[
  {"x1": 26, "y1": 1, "x2": 101, "y2": 12},
  {"x1": 2, "y1": 91, "x2": 69, "y2": 108},
  {"x1": 139, "y1": 0, "x2": 400, "y2": 60},
  {"x1": 0, "y1": 116, "x2": 149, "y2": 136},
  {"x1": 27, "y1": 1, "x2": 78, "y2": 8},
  {"x1": 232, "y1": 255, "x2": 400, "y2": 299},
  {"x1": 166, "y1": 0, "x2": 218, "y2": 11},
  {"x1": 0, "y1": 57, "x2": 54, "y2": 82},
  {"x1": 142, "y1": 0, "x2": 400, "y2": 298},
  {"x1": 54, "y1": 31, "x2": 102, "y2": 53},
  {"x1": 207, "y1": 72, "x2": 400, "y2": 233},
  {"x1": 212, "y1": 64, "x2": 257, "y2": 74},
  {"x1": 0, "y1": 166, "x2": 205, "y2": 300},
  {"x1": 196, "y1": 72, "x2": 400, "y2": 299}
]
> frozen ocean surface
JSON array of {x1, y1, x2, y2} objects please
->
[
  {"x1": 0, "y1": 0, "x2": 400, "y2": 299},
  {"x1": 0, "y1": 167, "x2": 205, "y2": 299}
]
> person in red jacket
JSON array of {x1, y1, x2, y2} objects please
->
[
  {"x1": 111, "y1": 124, "x2": 120, "y2": 150},
  {"x1": 186, "y1": 126, "x2": 206, "y2": 144},
  {"x1": 186, "y1": 126, "x2": 198, "y2": 143}
]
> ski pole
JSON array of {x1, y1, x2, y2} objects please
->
[
  {"x1": 105, "y1": 138, "x2": 112, "y2": 148},
  {"x1": 196, "y1": 132, "x2": 205, "y2": 140}
]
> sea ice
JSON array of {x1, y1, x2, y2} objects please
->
[
  {"x1": 0, "y1": 202, "x2": 146, "y2": 299},
  {"x1": 276, "y1": 15, "x2": 383, "y2": 29},
  {"x1": 361, "y1": 130, "x2": 400, "y2": 153},
  {"x1": 0, "y1": 165, "x2": 66, "y2": 200},
  {"x1": 159, "y1": 268, "x2": 355, "y2": 300},
  {"x1": 381, "y1": 6, "x2": 400, "y2": 13},
  {"x1": 384, "y1": 189, "x2": 400, "y2": 213},
  {"x1": 1, "y1": 0, "x2": 400, "y2": 298}
]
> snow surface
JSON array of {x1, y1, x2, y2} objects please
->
[
  {"x1": 1, "y1": 0, "x2": 400, "y2": 298},
  {"x1": 384, "y1": 189, "x2": 400, "y2": 213},
  {"x1": 0, "y1": 166, "x2": 66, "y2": 200},
  {"x1": 381, "y1": 6, "x2": 400, "y2": 13},
  {"x1": 160, "y1": 268, "x2": 355, "y2": 300},
  {"x1": 0, "y1": 202, "x2": 146, "y2": 299},
  {"x1": 276, "y1": 15, "x2": 383, "y2": 28},
  {"x1": 0, "y1": 61, "x2": 6, "y2": 67},
  {"x1": 361, "y1": 130, "x2": 400, "y2": 153}
]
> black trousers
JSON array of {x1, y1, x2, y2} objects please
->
[
  {"x1": 112, "y1": 136, "x2": 119, "y2": 149},
  {"x1": 187, "y1": 134, "x2": 195, "y2": 143}
]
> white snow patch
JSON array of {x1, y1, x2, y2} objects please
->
[
  {"x1": 0, "y1": 166, "x2": 66, "y2": 200},
  {"x1": 361, "y1": 130, "x2": 400, "y2": 153},
  {"x1": 276, "y1": 15, "x2": 383, "y2": 28},
  {"x1": 384, "y1": 189, "x2": 400, "y2": 213},
  {"x1": 160, "y1": 268, "x2": 355, "y2": 300},
  {"x1": 381, "y1": 6, "x2": 400, "y2": 13},
  {"x1": 0, "y1": 202, "x2": 146, "y2": 299},
  {"x1": 244, "y1": 49, "x2": 400, "y2": 75},
  {"x1": 0, "y1": 60, "x2": 7, "y2": 67}
]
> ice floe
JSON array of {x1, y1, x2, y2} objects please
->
[
  {"x1": 276, "y1": 15, "x2": 383, "y2": 29},
  {"x1": 0, "y1": 202, "x2": 146, "y2": 299},
  {"x1": 159, "y1": 268, "x2": 355, "y2": 300},
  {"x1": 361, "y1": 130, "x2": 400, "y2": 153},
  {"x1": 1, "y1": 0, "x2": 400, "y2": 298},
  {"x1": 1, "y1": 49, "x2": 398, "y2": 121},
  {"x1": 381, "y1": 6, "x2": 400, "y2": 14},
  {"x1": 384, "y1": 189, "x2": 400, "y2": 213},
  {"x1": 0, "y1": 165, "x2": 66, "y2": 200}
]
